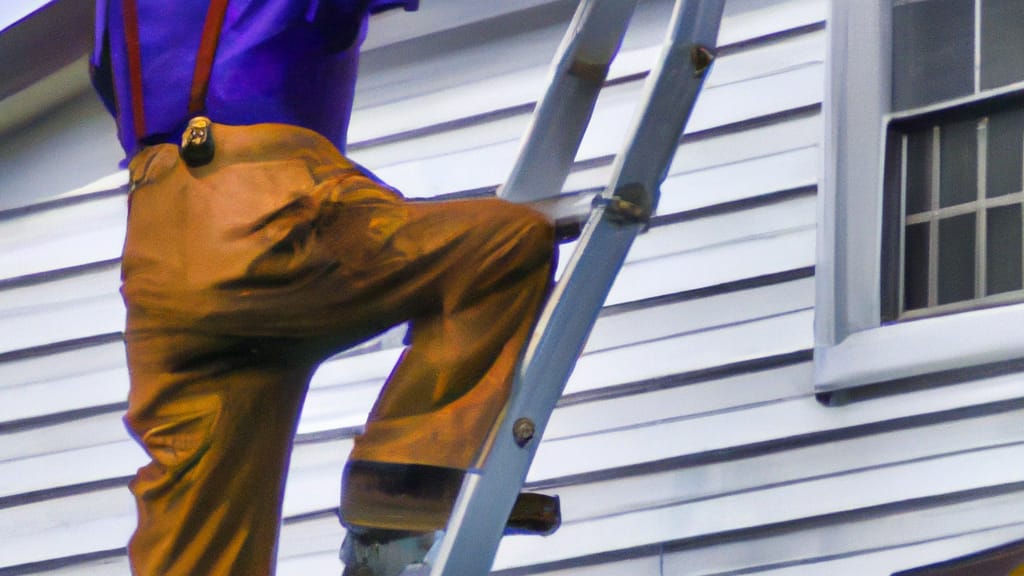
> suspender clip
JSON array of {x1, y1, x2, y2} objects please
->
[{"x1": 180, "y1": 116, "x2": 215, "y2": 167}]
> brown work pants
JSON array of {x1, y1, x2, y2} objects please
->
[{"x1": 121, "y1": 122, "x2": 555, "y2": 575}]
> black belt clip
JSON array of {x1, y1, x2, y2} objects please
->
[{"x1": 180, "y1": 116, "x2": 215, "y2": 167}]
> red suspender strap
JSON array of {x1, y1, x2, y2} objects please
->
[
  {"x1": 120, "y1": 0, "x2": 146, "y2": 140},
  {"x1": 189, "y1": 0, "x2": 231, "y2": 116}
]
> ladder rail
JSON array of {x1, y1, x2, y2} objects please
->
[
  {"x1": 500, "y1": 0, "x2": 638, "y2": 204},
  {"x1": 427, "y1": 1, "x2": 726, "y2": 574}
]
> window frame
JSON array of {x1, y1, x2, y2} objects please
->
[{"x1": 815, "y1": 0, "x2": 1024, "y2": 394}]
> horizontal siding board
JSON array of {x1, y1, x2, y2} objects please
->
[
  {"x1": 0, "y1": 441, "x2": 140, "y2": 503},
  {"x1": 530, "y1": 370, "x2": 1024, "y2": 482},
  {"x1": 281, "y1": 439, "x2": 353, "y2": 518},
  {"x1": 0, "y1": 411, "x2": 129, "y2": 464},
  {"x1": 347, "y1": 0, "x2": 824, "y2": 144},
  {"x1": 671, "y1": 109, "x2": 821, "y2": 175},
  {"x1": 358, "y1": 0, "x2": 573, "y2": 55},
  {"x1": 562, "y1": 108, "x2": 820, "y2": 213},
  {"x1": 369, "y1": 63, "x2": 822, "y2": 198},
  {"x1": 0, "y1": 340, "x2": 126, "y2": 425},
  {"x1": 0, "y1": 268, "x2": 123, "y2": 355},
  {"x1": 346, "y1": 59, "x2": 824, "y2": 198},
  {"x1": 688, "y1": 61, "x2": 822, "y2": 135},
  {"x1": 562, "y1": 308, "x2": 813, "y2": 397},
  {"x1": 514, "y1": 491, "x2": 1024, "y2": 576},
  {"x1": 496, "y1": 445, "x2": 1024, "y2": 569},
  {"x1": 658, "y1": 144, "x2": 819, "y2": 216},
  {"x1": 566, "y1": 30, "x2": 825, "y2": 164},
  {"x1": 502, "y1": 556, "x2": 665, "y2": 576},
  {"x1": 736, "y1": 524, "x2": 1024, "y2": 576},
  {"x1": 603, "y1": 226, "x2": 816, "y2": 305},
  {"x1": 352, "y1": 0, "x2": 826, "y2": 119},
  {"x1": 716, "y1": 0, "x2": 824, "y2": 47},
  {"x1": 585, "y1": 274, "x2": 813, "y2": 354},
  {"x1": 0, "y1": 193, "x2": 125, "y2": 282},
  {"x1": 277, "y1": 514, "x2": 347, "y2": 575},
  {"x1": 625, "y1": 193, "x2": 816, "y2": 263},
  {"x1": 539, "y1": 408, "x2": 1024, "y2": 526},
  {"x1": 544, "y1": 361, "x2": 812, "y2": 443},
  {"x1": 0, "y1": 486, "x2": 134, "y2": 569},
  {"x1": 674, "y1": 516, "x2": 1024, "y2": 576},
  {"x1": 17, "y1": 555, "x2": 130, "y2": 576}
]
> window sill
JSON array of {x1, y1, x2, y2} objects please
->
[{"x1": 814, "y1": 302, "x2": 1024, "y2": 392}]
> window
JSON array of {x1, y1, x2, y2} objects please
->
[
  {"x1": 883, "y1": 0, "x2": 1024, "y2": 321},
  {"x1": 883, "y1": 96, "x2": 1024, "y2": 320},
  {"x1": 815, "y1": 1, "x2": 1024, "y2": 394}
]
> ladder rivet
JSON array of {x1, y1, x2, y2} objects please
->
[
  {"x1": 690, "y1": 44, "x2": 715, "y2": 77},
  {"x1": 513, "y1": 418, "x2": 536, "y2": 447}
]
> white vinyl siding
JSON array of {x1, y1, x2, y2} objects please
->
[{"x1": 4, "y1": 0, "x2": 1024, "y2": 575}]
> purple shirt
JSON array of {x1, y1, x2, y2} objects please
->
[{"x1": 92, "y1": 0, "x2": 417, "y2": 161}]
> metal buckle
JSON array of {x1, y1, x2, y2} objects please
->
[{"x1": 180, "y1": 116, "x2": 215, "y2": 167}]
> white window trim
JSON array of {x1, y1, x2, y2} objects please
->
[{"x1": 815, "y1": 0, "x2": 1024, "y2": 393}]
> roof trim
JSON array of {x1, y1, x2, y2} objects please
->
[{"x1": 0, "y1": 0, "x2": 92, "y2": 102}]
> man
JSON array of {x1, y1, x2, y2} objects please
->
[{"x1": 91, "y1": 1, "x2": 556, "y2": 574}]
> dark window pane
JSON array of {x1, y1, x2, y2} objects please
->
[
  {"x1": 987, "y1": 107, "x2": 1024, "y2": 198},
  {"x1": 893, "y1": 0, "x2": 975, "y2": 110},
  {"x1": 981, "y1": 0, "x2": 1024, "y2": 90},
  {"x1": 987, "y1": 204, "x2": 1023, "y2": 295},
  {"x1": 906, "y1": 128, "x2": 934, "y2": 214},
  {"x1": 905, "y1": 222, "x2": 930, "y2": 311},
  {"x1": 882, "y1": 133, "x2": 905, "y2": 322},
  {"x1": 938, "y1": 213, "x2": 976, "y2": 304},
  {"x1": 940, "y1": 120, "x2": 978, "y2": 207}
]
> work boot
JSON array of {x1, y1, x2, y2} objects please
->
[
  {"x1": 340, "y1": 528, "x2": 440, "y2": 576},
  {"x1": 340, "y1": 461, "x2": 561, "y2": 536},
  {"x1": 340, "y1": 461, "x2": 464, "y2": 533}
]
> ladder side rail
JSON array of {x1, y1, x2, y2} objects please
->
[
  {"x1": 499, "y1": 0, "x2": 638, "y2": 204},
  {"x1": 603, "y1": 0, "x2": 725, "y2": 215},
  {"x1": 428, "y1": 1, "x2": 725, "y2": 574},
  {"x1": 428, "y1": 213, "x2": 639, "y2": 576}
]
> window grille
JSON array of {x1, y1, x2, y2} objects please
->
[{"x1": 883, "y1": 0, "x2": 1024, "y2": 321}]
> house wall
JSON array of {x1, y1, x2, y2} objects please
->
[{"x1": 1, "y1": 0, "x2": 1022, "y2": 574}]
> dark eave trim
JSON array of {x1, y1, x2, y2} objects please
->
[{"x1": 0, "y1": 0, "x2": 92, "y2": 102}]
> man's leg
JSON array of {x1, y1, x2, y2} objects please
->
[
  {"x1": 123, "y1": 330, "x2": 316, "y2": 576},
  {"x1": 320, "y1": 194, "x2": 555, "y2": 532}
]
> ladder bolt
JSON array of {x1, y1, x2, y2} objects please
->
[
  {"x1": 568, "y1": 59, "x2": 610, "y2": 83},
  {"x1": 513, "y1": 418, "x2": 536, "y2": 447},
  {"x1": 690, "y1": 44, "x2": 715, "y2": 77},
  {"x1": 602, "y1": 182, "x2": 653, "y2": 224}
]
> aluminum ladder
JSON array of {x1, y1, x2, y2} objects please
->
[{"x1": 405, "y1": 0, "x2": 726, "y2": 573}]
